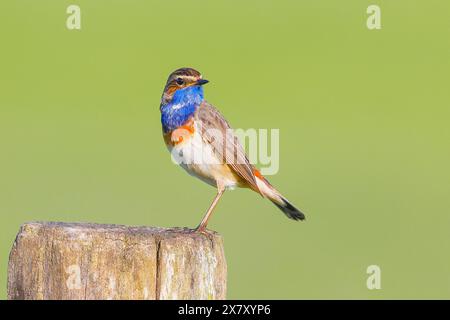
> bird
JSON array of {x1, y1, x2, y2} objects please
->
[{"x1": 160, "y1": 67, "x2": 305, "y2": 233}]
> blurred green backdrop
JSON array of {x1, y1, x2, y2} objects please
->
[{"x1": 1, "y1": 0, "x2": 449, "y2": 299}]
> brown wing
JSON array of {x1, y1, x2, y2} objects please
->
[{"x1": 195, "y1": 101, "x2": 260, "y2": 192}]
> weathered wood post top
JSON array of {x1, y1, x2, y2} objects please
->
[{"x1": 8, "y1": 222, "x2": 227, "y2": 300}]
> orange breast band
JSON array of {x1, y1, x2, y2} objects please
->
[{"x1": 163, "y1": 118, "x2": 195, "y2": 146}]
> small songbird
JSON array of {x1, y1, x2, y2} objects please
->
[{"x1": 160, "y1": 68, "x2": 305, "y2": 233}]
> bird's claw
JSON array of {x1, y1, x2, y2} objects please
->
[{"x1": 193, "y1": 227, "x2": 216, "y2": 242}]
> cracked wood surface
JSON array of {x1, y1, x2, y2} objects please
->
[{"x1": 7, "y1": 222, "x2": 227, "y2": 300}]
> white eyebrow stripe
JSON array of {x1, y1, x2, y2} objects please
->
[{"x1": 176, "y1": 75, "x2": 201, "y2": 81}]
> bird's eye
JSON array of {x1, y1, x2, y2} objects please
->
[{"x1": 176, "y1": 78, "x2": 184, "y2": 85}]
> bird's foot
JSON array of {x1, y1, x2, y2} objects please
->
[{"x1": 193, "y1": 226, "x2": 216, "y2": 242}]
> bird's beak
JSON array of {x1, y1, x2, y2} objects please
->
[{"x1": 196, "y1": 79, "x2": 209, "y2": 86}]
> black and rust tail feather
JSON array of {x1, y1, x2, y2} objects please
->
[
  {"x1": 253, "y1": 171, "x2": 306, "y2": 221},
  {"x1": 270, "y1": 196, "x2": 305, "y2": 221}
]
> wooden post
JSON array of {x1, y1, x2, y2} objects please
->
[{"x1": 7, "y1": 222, "x2": 227, "y2": 300}]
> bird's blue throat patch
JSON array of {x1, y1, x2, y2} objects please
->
[{"x1": 160, "y1": 86, "x2": 204, "y2": 133}]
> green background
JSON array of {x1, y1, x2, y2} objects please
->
[{"x1": 1, "y1": 0, "x2": 449, "y2": 299}]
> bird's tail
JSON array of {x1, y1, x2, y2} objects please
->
[
  {"x1": 253, "y1": 170, "x2": 305, "y2": 221},
  {"x1": 270, "y1": 195, "x2": 305, "y2": 221}
]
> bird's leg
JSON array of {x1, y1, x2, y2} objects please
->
[{"x1": 195, "y1": 185, "x2": 225, "y2": 233}]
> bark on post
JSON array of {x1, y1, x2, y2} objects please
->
[{"x1": 7, "y1": 222, "x2": 227, "y2": 300}]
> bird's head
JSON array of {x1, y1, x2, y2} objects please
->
[{"x1": 161, "y1": 68, "x2": 209, "y2": 105}]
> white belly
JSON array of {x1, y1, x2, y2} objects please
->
[{"x1": 168, "y1": 129, "x2": 239, "y2": 189}]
